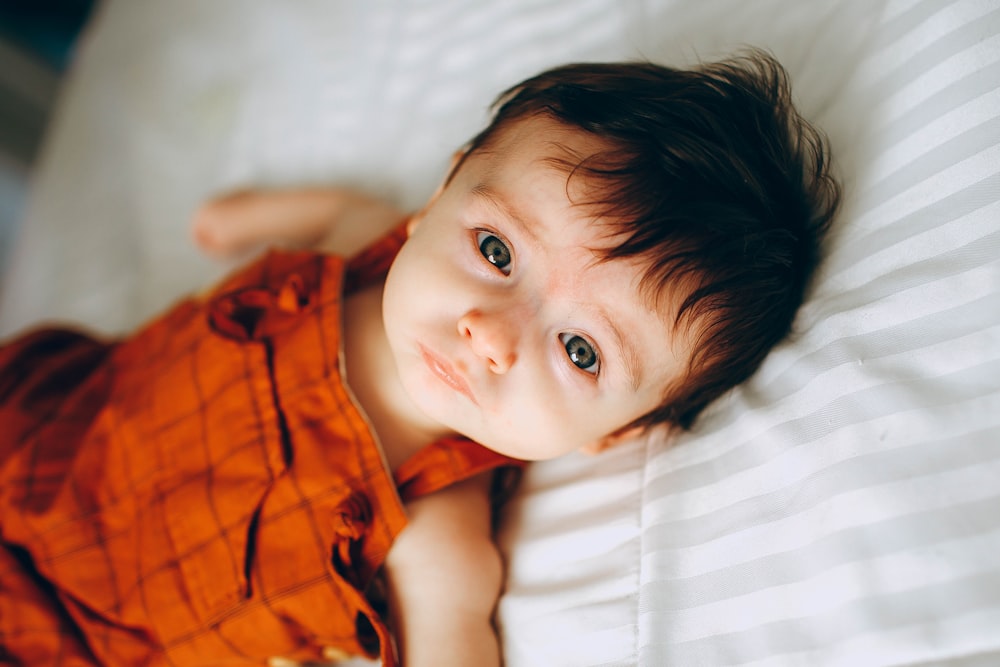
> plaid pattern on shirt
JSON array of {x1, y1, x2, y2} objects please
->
[{"x1": 0, "y1": 229, "x2": 522, "y2": 666}]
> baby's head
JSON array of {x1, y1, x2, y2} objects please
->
[{"x1": 382, "y1": 50, "x2": 840, "y2": 460}]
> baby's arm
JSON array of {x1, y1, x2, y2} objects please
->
[
  {"x1": 384, "y1": 472, "x2": 503, "y2": 667},
  {"x1": 191, "y1": 188, "x2": 407, "y2": 259}
]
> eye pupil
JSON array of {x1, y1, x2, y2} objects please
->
[
  {"x1": 563, "y1": 334, "x2": 598, "y2": 372},
  {"x1": 478, "y1": 233, "x2": 511, "y2": 273}
]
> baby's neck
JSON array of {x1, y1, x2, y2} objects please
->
[{"x1": 342, "y1": 281, "x2": 451, "y2": 470}]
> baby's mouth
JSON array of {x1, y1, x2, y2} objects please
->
[{"x1": 420, "y1": 345, "x2": 478, "y2": 405}]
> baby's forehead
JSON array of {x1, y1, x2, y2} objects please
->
[
  {"x1": 543, "y1": 216, "x2": 700, "y2": 384},
  {"x1": 472, "y1": 114, "x2": 615, "y2": 170},
  {"x1": 578, "y1": 230, "x2": 706, "y2": 371}
]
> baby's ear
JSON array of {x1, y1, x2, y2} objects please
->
[
  {"x1": 407, "y1": 149, "x2": 467, "y2": 236},
  {"x1": 579, "y1": 425, "x2": 645, "y2": 456},
  {"x1": 444, "y1": 149, "x2": 467, "y2": 181},
  {"x1": 405, "y1": 214, "x2": 420, "y2": 236}
]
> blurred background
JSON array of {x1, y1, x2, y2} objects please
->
[{"x1": 0, "y1": 0, "x2": 95, "y2": 273}]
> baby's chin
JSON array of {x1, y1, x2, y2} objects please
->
[
  {"x1": 462, "y1": 430, "x2": 584, "y2": 462},
  {"x1": 410, "y1": 393, "x2": 585, "y2": 460}
]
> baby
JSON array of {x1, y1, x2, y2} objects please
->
[{"x1": 0, "y1": 50, "x2": 839, "y2": 666}]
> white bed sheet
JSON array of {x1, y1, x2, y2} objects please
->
[{"x1": 2, "y1": 1, "x2": 998, "y2": 665}]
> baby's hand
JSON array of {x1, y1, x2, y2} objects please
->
[
  {"x1": 191, "y1": 188, "x2": 406, "y2": 259},
  {"x1": 192, "y1": 189, "x2": 327, "y2": 258}
]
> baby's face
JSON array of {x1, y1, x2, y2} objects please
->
[{"x1": 382, "y1": 117, "x2": 689, "y2": 460}]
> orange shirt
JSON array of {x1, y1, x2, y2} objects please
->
[{"x1": 0, "y1": 228, "x2": 522, "y2": 666}]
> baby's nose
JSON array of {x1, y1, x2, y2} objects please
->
[{"x1": 458, "y1": 309, "x2": 518, "y2": 374}]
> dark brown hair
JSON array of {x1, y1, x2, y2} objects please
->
[{"x1": 457, "y1": 50, "x2": 840, "y2": 431}]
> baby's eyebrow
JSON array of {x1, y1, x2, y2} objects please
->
[
  {"x1": 471, "y1": 183, "x2": 539, "y2": 244},
  {"x1": 597, "y1": 307, "x2": 642, "y2": 392}
]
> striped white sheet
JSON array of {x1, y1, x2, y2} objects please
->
[{"x1": 1, "y1": 1, "x2": 997, "y2": 665}]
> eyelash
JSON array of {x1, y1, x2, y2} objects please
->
[
  {"x1": 475, "y1": 229, "x2": 513, "y2": 275},
  {"x1": 560, "y1": 332, "x2": 601, "y2": 377}
]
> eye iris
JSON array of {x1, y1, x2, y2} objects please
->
[
  {"x1": 564, "y1": 335, "x2": 597, "y2": 370},
  {"x1": 479, "y1": 234, "x2": 511, "y2": 270}
]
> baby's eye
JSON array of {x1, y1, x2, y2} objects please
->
[
  {"x1": 560, "y1": 333, "x2": 600, "y2": 375},
  {"x1": 476, "y1": 231, "x2": 512, "y2": 275}
]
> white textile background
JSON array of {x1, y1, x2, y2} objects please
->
[{"x1": 1, "y1": 1, "x2": 998, "y2": 665}]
